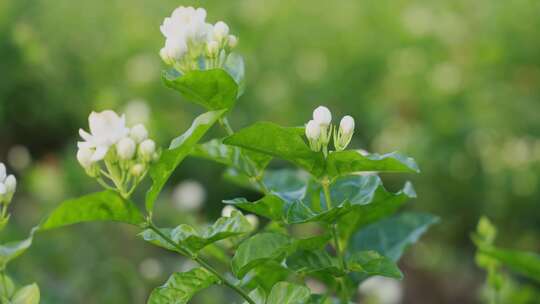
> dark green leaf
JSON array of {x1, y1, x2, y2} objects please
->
[
  {"x1": 141, "y1": 211, "x2": 251, "y2": 253},
  {"x1": 40, "y1": 191, "x2": 144, "y2": 230},
  {"x1": 224, "y1": 122, "x2": 325, "y2": 175},
  {"x1": 325, "y1": 150, "x2": 420, "y2": 178},
  {"x1": 348, "y1": 251, "x2": 403, "y2": 279},
  {"x1": 147, "y1": 268, "x2": 218, "y2": 304},
  {"x1": 262, "y1": 169, "x2": 310, "y2": 193},
  {"x1": 162, "y1": 69, "x2": 238, "y2": 110},
  {"x1": 232, "y1": 233, "x2": 293, "y2": 278},
  {"x1": 479, "y1": 246, "x2": 540, "y2": 283},
  {"x1": 146, "y1": 110, "x2": 225, "y2": 212},
  {"x1": 286, "y1": 249, "x2": 342, "y2": 276},
  {"x1": 266, "y1": 282, "x2": 311, "y2": 304},
  {"x1": 348, "y1": 212, "x2": 439, "y2": 262},
  {"x1": 0, "y1": 228, "x2": 36, "y2": 270},
  {"x1": 240, "y1": 261, "x2": 291, "y2": 294}
]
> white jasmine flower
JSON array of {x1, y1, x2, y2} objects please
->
[
  {"x1": 228, "y1": 35, "x2": 238, "y2": 48},
  {"x1": 0, "y1": 163, "x2": 5, "y2": 182},
  {"x1": 305, "y1": 120, "x2": 321, "y2": 140},
  {"x1": 78, "y1": 110, "x2": 130, "y2": 162},
  {"x1": 340, "y1": 115, "x2": 355, "y2": 135},
  {"x1": 139, "y1": 139, "x2": 156, "y2": 160},
  {"x1": 359, "y1": 276, "x2": 403, "y2": 304},
  {"x1": 4, "y1": 175, "x2": 16, "y2": 195},
  {"x1": 116, "y1": 137, "x2": 136, "y2": 160},
  {"x1": 221, "y1": 205, "x2": 238, "y2": 217},
  {"x1": 160, "y1": 6, "x2": 209, "y2": 42},
  {"x1": 206, "y1": 40, "x2": 219, "y2": 57},
  {"x1": 76, "y1": 147, "x2": 94, "y2": 168},
  {"x1": 130, "y1": 124, "x2": 149, "y2": 143},
  {"x1": 172, "y1": 180, "x2": 206, "y2": 212},
  {"x1": 313, "y1": 106, "x2": 332, "y2": 126},
  {"x1": 245, "y1": 214, "x2": 259, "y2": 229},
  {"x1": 0, "y1": 184, "x2": 6, "y2": 196},
  {"x1": 160, "y1": 37, "x2": 188, "y2": 63},
  {"x1": 212, "y1": 21, "x2": 229, "y2": 40}
]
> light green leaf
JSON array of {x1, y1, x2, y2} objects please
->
[
  {"x1": 266, "y1": 282, "x2": 311, "y2": 304},
  {"x1": 348, "y1": 212, "x2": 439, "y2": 262},
  {"x1": 224, "y1": 122, "x2": 325, "y2": 175},
  {"x1": 286, "y1": 249, "x2": 342, "y2": 276},
  {"x1": 11, "y1": 283, "x2": 40, "y2": 304},
  {"x1": 0, "y1": 229, "x2": 36, "y2": 270},
  {"x1": 0, "y1": 274, "x2": 15, "y2": 299},
  {"x1": 232, "y1": 233, "x2": 293, "y2": 278},
  {"x1": 479, "y1": 246, "x2": 540, "y2": 283},
  {"x1": 348, "y1": 251, "x2": 403, "y2": 279},
  {"x1": 223, "y1": 53, "x2": 246, "y2": 97},
  {"x1": 141, "y1": 211, "x2": 251, "y2": 253},
  {"x1": 40, "y1": 191, "x2": 144, "y2": 230},
  {"x1": 162, "y1": 69, "x2": 238, "y2": 110},
  {"x1": 147, "y1": 268, "x2": 218, "y2": 304},
  {"x1": 146, "y1": 110, "x2": 225, "y2": 212},
  {"x1": 240, "y1": 261, "x2": 291, "y2": 295},
  {"x1": 326, "y1": 150, "x2": 419, "y2": 178},
  {"x1": 242, "y1": 288, "x2": 266, "y2": 304},
  {"x1": 307, "y1": 295, "x2": 332, "y2": 304}
]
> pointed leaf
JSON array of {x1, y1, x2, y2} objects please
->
[
  {"x1": 146, "y1": 110, "x2": 225, "y2": 212},
  {"x1": 479, "y1": 246, "x2": 540, "y2": 283},
  {"x1": 286, "y1": 249, "x2": 342, "y2": 276},
  {"x1": 267, "y1": 282, "x2": 311, "y2": 304},
  {"x1": 232, "y1": 233, "x2": 293, "y2": 278},
  {"x1": 40, "y1": 191, "x2": 144, "y2": 230},
  {"x1": 147, "y1": 268, "x2": 218, "y2": 304},
  {"x1": 0, "y1": 228, "x2": 36, "y2": 270},
  {"x1": 348, "y1": 251, "x2": 403, "y2": 279},
  {"x1": 11, "y1": 283, "x2": 39, "y2": 304},
  {"x1": 348, "y1": 212, "x2": 439, "y2": 262},
  {"x1": 325, "y1": 150, "x2": 420, "y2": 178},
  {"x1": 162, "y1": 69, "x2": 238, "y2": 110}
]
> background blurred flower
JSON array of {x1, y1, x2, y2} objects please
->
[{"x1": 172, "y1": 180, "x2": 206, "y2": 212}]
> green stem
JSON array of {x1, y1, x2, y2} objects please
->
[{"x1": 147, "y1": 224, "x2": 256, "y2": 304}]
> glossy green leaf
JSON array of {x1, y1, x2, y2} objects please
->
[
  {"x1": 348, "y1": 251, "x2": 403, "y2": 279},
  {"x1": 348, "y1": 212, "x2": 439, "y2": 262},
  {"x1": 141, "y1": 211, "x2": 251, "y2": 253},
  {"x1": 11, "y1": 283, "x2": 40, "y2": 304},
  {"x1": 479, "y1": 246, "x2": 540, "y2": 283},
  {"x1": 162, "y1": 68, "x2": 238, "y2": 110},
  {"x1": 325, "y1": 150, "x2": 419, "y2": 178},
  {"x1": 40, "y1": 191, "x2": 144, "y2": 230},
  {"x1": 240, "y1": 261, "x2": 291, "y2": 294},
  {"x1": 224, "y1": 122, "x2": 325, "y2": 175},
  {"x1": 262, "y1": 169, "x2": 310, "y2": 193},
  {"x1": 147, "y1": 268, "x2": 218, "y2": 304},
  {"x1": 0, "y1": 228, "x2": 36, "y2": 270},
  {"x1": 224, "y1": 196, "x2": 286, "y2": 222},
  {"x1": 286, "y1": 249, "x2": 342, "y2": 276},
  {"x1": 232, "y1": 233, "x2": 293, "y2": 278},
  {"x1": 266, "y1": 282, "x2": 311, "y2": 304},
  {"x1": 146, "y1": 110, "x2": 225, "y2": 212},
  {"x1": 242, "y1": 288, "x2": 266, "y2": 304}
]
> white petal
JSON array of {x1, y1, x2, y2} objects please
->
[{"x1": 91, "y1": 146, "x2": 109, "y2": 162}]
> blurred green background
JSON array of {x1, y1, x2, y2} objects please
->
[{"x1": 1, "y1": 0, "x2": 540, "y2": 303}]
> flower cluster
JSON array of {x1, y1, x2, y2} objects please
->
[
  {"x1": 0, "y1": 163, "x2": 17, "y2": 229},
  {"x1": 77, "y1": 110, "x2": 158, "y2": 198},
  {"x1": 159, "y1": 6, "x2": 238, "y2": 73},
  {"x1": 305, "y1": 106, "x2": 355, "y2": 156}
]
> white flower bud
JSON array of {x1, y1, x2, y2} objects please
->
[
  {"x1": 213, "y1": 21, "x2": 229, "y2": 40},
  {"x1": 0, "y1": 183, "x2": 6, "y2": 196},
  {"x1": 221, "y1": 205, "x2": 237, "y2": 217},
  {"x1": 228, "y1": 35, "x2": 238, "y2": 48},
  {"x1": 4, "y1": 175, "x2": 16, "y2": 195},
  {"x1": 139, "y1": 139, "x2": 156, "y2": 160},
  {"x1": 207, "y1": 40, "x2": 219, "y2": 56},
  {"x1": 77, "y1": 148, "x2": 94, "y2": 168},
  {"x1": 130, "y1": 124, "x2": 148, "y2": 143},
  {"x1": 0, "y1": 163, "x2": 5, "y2": 182},
  {"x1": 245, "y1": 214, "x2": 259, "y2": 229},
  {"x1": 340, "y1": 115, "x2": 355, "y2": 135},
  {"x1": 313, "y1": 106, "x2": 332, "y2": 126},
  {"x1": 131, "y1": 163, "x2": 146, "y2": 177},
  {"x1": 117, "y1": 137, "x2": 136, "y2": 160},
  {"x1": 305, "y1": 120, "x2": 321, "y2": 140}
]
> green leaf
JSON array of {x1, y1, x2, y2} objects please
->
[
  {"x1": 0, "y1": 229, "x2": 36, "y2": 270},
  {"x1": 11, "y1": 283, "x2": 40, "y2": 304},
  {"x1": 191, "y1": 138, "x2": 272, "y2": 177},
  {"x1": 40, "y1": 191, "x2": 144, "y2": 230},
  {"x1": 240, "y1": 261, "x2": 291, "y2": 294},
  {"x1": 224, "y1": 122, "x2": 325, "y2": 175},
  {"x1": 224, "y1": 53, "x2": 246, "y2": 97},
  {"x1": 141, "y1": 211, "x2": 251, "y2": 253},
  {"x1": 325, "y1": 150, "x2": 420, "y2": 178},
  {"x1": 162, "y1": 68, "x2": 238, "y2": 110},
  {"x1": 146, "y1": 110, "x2": 225, "y2": 212},
  {"x1": 147, "y1": 268, "x2": 218, "y2": 304},
  {"x1": 307, "y1": 295, "x2": 332, "y2": 304},
  {"x1": 266, "y1": 282, "x2": 311, "y2": 304},
  {"x1": 242, "y1": 288, "x2": 266, "y2": 304},
  {"x1": 224, "y1": 196, "x2": 286, "y2": 222},
  {"x1": 262, "y1": 169, "x2": 310, "y2": 193},
  {"x1": 479, "y1": 246, "x2": 540, "y2": 283},
  {"x1": 348, "y1": 251, "x2": 403, "y2": 279},
  {"x1": 232, "y1": 233, "x2": 293, "y2": 278},
  {"x1": 286, "y1": 249, "x2": 342, "y2": 276},
  {"x1": 348, "y1": 212, "x2": 439, "y2": 262},
  {"x1": 0, "y1": 274, "x2": 15, "y2": 299}
]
